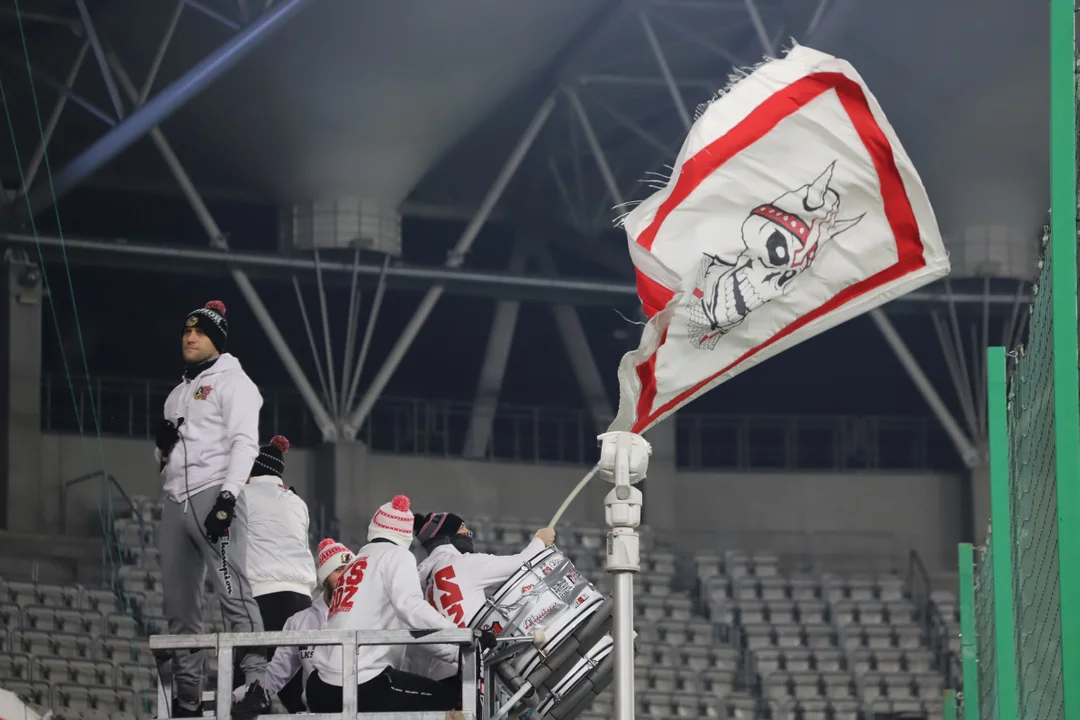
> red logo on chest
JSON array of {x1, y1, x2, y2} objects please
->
[{"x1": 193, "y1": 385, "x2": 213, "y2": 400}]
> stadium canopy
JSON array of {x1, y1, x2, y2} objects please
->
[{"x1": 0, "y1": 0, "x2": 1047, "y2": 465}]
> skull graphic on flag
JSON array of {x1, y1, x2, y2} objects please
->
[{"x1": 610, "y1": 45, "x2": 950, "y2": 435}]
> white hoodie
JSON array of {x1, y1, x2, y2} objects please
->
[
  {"x1": 157, "y1": 353, "x2": 262, "y2": 502},
  {"x1": 411, "y1": 538, "x2": 546, "y2": 680},
  {"x1": 234, "y1": 594, "x2": 328, "y2": 704},
  {"x1": 237, "y1": 476, "x2": 317, "y2": 597},
  {"x1": 311, "y1": 541, "x2": 459, "y2": 686}
]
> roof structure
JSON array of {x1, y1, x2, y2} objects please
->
[{"x1": 0, "y1": 0, "x2": 1047, "y2": 466}]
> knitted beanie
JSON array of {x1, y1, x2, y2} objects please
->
[
  {"x1": 252, "y1": 435, "x2": 289, "y2": 478},
  {"x1": 368, "y1": 495, "x2": 416, "y2": 548},
  {"x1": 414, "y1": 512, "x2": 465, "y2": 548},
  {"x1": 316, "y1": 539, "x2": 354, "y2": 587},
  {"x1": 184, "y1": 300, "x2": 228, "y2": 353}
]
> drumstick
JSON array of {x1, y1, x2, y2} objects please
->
[{"x1": 548, "y1": 464, "x2": 600, "y2": 528}]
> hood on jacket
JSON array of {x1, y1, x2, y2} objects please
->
[{"x1": 416, "y1": 543, "x2": 460, "y2": 587}]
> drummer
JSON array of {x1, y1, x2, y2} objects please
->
[{"x1": 410, "y1": 512, "x2": 556, "y2": 685}]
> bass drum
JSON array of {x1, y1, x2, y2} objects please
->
[
  {"x1": 470, "y1": 547, "x2": 604, "y2": 678},
  {"x1": 471, "y1": 547, "x2": 622, "y2": 720}
]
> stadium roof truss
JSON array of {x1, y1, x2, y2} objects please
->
[{"x1": 0, "y1": 0, "x2": 1028, "y2": 470}]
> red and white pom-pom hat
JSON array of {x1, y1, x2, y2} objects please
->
[
  {"x1": 316, "y1": 538, "x2": 354, "y2": 586},
  {"x1": 368, "y1": 495, "x2": 416, "y2": 548}
]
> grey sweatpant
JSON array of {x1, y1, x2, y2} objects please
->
[{"x1": 159, "y1": 485, "x2": 266, "y2": 703}]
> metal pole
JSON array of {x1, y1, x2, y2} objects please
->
[
  {"x1": 140, "y1": 0, "x2": 186, "y2": 105},
  {"x1": 339, "y1": 249, "x2": 362, "y2": 411},
  {"x1": 3, "y1": 229, "x2": 1035, "y2": 308},
  {"x1": 0, "y1": 48, "x2": 116, "y2": 127},
  {"x1": 869, "y1": 309, "x2": 980, "y2": 467},
  {"x1": 987, "y1": 346, "x2": 1019, "y2": 720},
  {"x1": 313, "y1": 249, "x2": 340, "y2": 418},
  {"x1": 345, "y1": 255, "x2": 390, "y2": 414},
  {"x1": 74, "y1": 0, "x2": 126, "y2": 120},
  {"x1": 639, "y1": 11, "x2": 692, "y2": 130},
  {"x1": 291, "y1": 275, "x2": 333, "y2": 411},
  {"x1": 565, "y1": 88, "x2": 625, "y2": 206},
  {"x1": 604, "y1": 434, "x2": 641, "y2": 720},
  {"x1": 342, "y1": 94, "x2": 557, "y2": 438},
  {"x1": 21, "y1": 0, "x2": 315, "y2": 220},
  {"x1": 184, "y1": 0, "x2": 242, "y2": 30},
  {"x1": 107, "y1": 53, "x2": 336, "y2": 440},
  {"x1": 743, "y1": 0, "x2": 774, "y2": 55},
  {"x1": 21, "y1": 41, "x2": 89, "y2": 194}
]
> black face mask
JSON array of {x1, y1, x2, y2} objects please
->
[{"x1": 449, "y1": 534, "x2": 474, "y2": 554}]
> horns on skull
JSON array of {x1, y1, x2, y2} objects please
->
[{"x1": 804, "y1": 161, "x2": 837, "y2": 211}]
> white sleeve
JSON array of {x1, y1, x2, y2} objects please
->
[
  {"x1": 217, "y1": 374, "x2": 262, "y2": 497},
  {"x1": 261, "y1": 644, "x2": 302, "y2": 696},
  {"x1": 464, "y1": 538, "x2": 546, "y2": 588},
  {"x1": 386, "y1": 550, "x2": 459, "y2": 631}
]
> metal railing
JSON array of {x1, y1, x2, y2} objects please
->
[
  {"x1": 150, "y1": 627, "x2": 478, "y2": 720},
  {"x1": 41, "y1": 374, "x2": 956, "y2": 471}
]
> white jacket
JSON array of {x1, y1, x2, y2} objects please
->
[
  {"x1": 157, "y1": 353, "x2": 262, "y2": 502},
  {"x1": 234, "y1": 595, "x2": 327, "y2": 704},
  {"x1": 311, "y1": 541, "x2": 459, "y2": 686},
  {"x1": 411, "y1": 538, "x2": 545, "y2": 680},
  {"x1": 237, "y1": 476, "x2": 317, "y2": 597}
]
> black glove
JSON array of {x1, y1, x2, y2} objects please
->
[
  {"x1": 478, "y1": 629, "x2": 498, "y2": 651},
  {"x1": 203, "y1": 490, "x2": 237, "y2": 543},
  {"x1": 155, "y1": 418, "x2": 184, "y2": 454}
]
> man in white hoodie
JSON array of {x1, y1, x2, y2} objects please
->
[
  {"x1": 306, "y1": 495, "x2": 496, "y2": 713},
  {"x1": 233, "y1": 538, "x2": 353, "y2": 711},
  {"x1": 410, "y1": 512, "x2": 554, "y2": 685},
  {"x1": 235, "y1": 433, "x2": 316, "y2": 712},
  {"x1": 154, "y1": 300, "x2": 269, "y2": 718}
]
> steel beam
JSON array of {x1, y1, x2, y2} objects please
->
[
  {"x1": 0, "y1": 48, "x2": 116, "y2": 127},
  {"x1": 20, "y1": 41, "x2": 89, "y2": 194},
  {"x1": 342, "y1": 95, "x2": 558, "y2": 439},
  {"x1": 869, "y1": 309, "x2": 980, "y2": 467},
  {"x1": 74, "y1": 0, "x2": 126, "y2": 121},
  {"x1": 536, "y1": 247, "x2": 614, "y2": 431},
  {"x1": 639, "y1": 11, "x2": 692, "y2": 131},
  {"x1": 566, "y1": 89, "x2": 625, "y2": 207},
  {"x1": 463, "y1": 242, "x2": 529, "y2": 459},
  {"x1": 18, "y1": 0, "x2": 315, "y2": 221},
  {"x1": 106, "y1": 53, "x2": 337, "y2": 440},
  {"x1": 0, "y1": 230, "x2": 1032, "y2": 309},
  {"x1": 743, "y1": 0, "x2": 774, "y2": 55}
]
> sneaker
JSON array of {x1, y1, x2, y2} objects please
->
[
  {"x1": 172, "y1": 698, "x2": 203, "y2": 717},
  {"x1": 232, "y1": 680, "x2": 271, "y2": 718}
]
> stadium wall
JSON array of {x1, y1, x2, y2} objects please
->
[{"x1": 31, "y1": 433, "x2": 963, "y2": 573}]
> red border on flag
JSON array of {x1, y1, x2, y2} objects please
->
[{"x1": 630, "y1": 72, "x2": 925, "y2": 433}]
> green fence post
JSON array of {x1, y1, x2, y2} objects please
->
[
  {"x1": 945, "y1": 689, "x2": 958, "y2": 720},
  {"x1": 987, "y1": 347, "x2": 1018, "y2": 720},
  {"x1": 1050, "y1": 0, "x2": 1080, "y2": 716},
  {"x1": 959, "y1": 542, "x2": 979, "y2": 720}
]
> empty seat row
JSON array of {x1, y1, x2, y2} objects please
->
[
  {"x1": 764, "y1": 670, "x2": 940, "y2": 701},
  {"x1": 1, "y1": 680, "x2": 147, "y2": 717},
  {"x1": 0, "y1": 653, "x2": 156, "y2": 690},
  {"x1": 3, "y1": 629, "x2": 152, "y2": 665},
  {"x1": 637, "y1": 596, "x2": 694, "y2": 622},
  {"x1": 635, "y1": 668, "x2": 737, "y2": 698},
  {"x1": 771, "y1": 697, "x2": 942, "y2": 720},
  {"x1": 0, "y1": 580, "x2": 119, "y2": 613},
  {"x1": 635, "y1": 620, "x2": 716, "y2": 646},
  {"x1": 0, "y1": 604, "x2": 138, "y2": 637},
  {"x1": 636, "y1": 643, "x2": 740, "y2": 672}
]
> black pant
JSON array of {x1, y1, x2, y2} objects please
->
[
  {"x1": 306, "y1": 667, "x2": 456, "y2": 713},
  {"x1": 255, "y1": 591, "x2": 312, "y2": 712}
]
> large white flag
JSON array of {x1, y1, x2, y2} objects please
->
[{"x1": 611, "y1": 45, "x2": 950, "y2": 434}]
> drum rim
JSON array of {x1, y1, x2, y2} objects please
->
[{"x1": 535, "y1": 636, "x2": 615, "y2": 714}]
